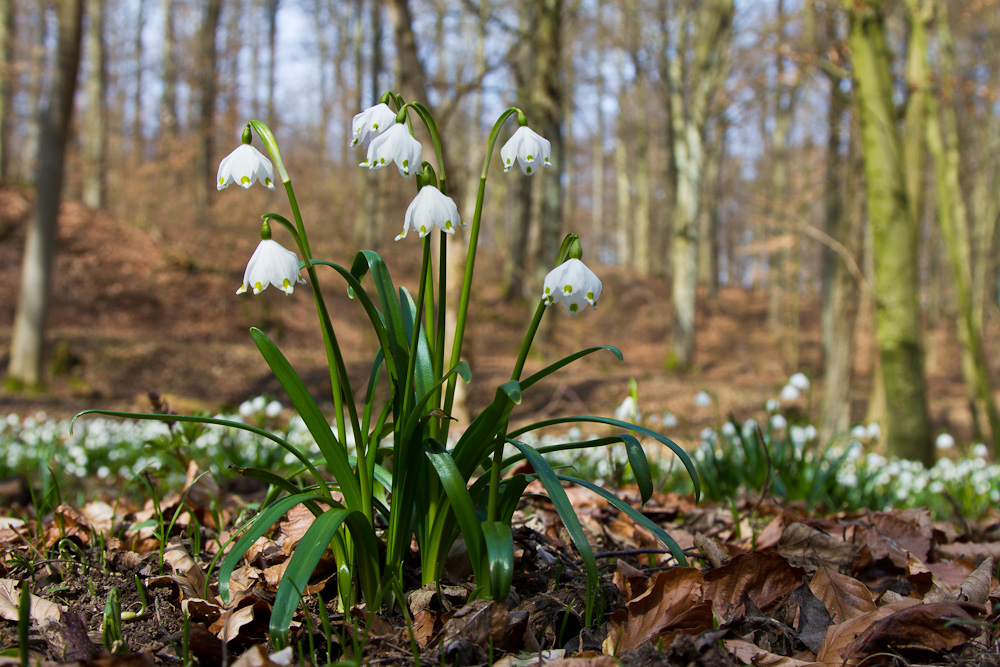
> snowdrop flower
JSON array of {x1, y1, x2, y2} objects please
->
[
  {"x1": 850, "y1": 425, "x2": 867, "y2": 440},
  {"x1": 350, "y1": 103, "x2": 396, "y2": 147},
  {"x1": 542, "y1": 258, "x2": 602, "y2": 314},
  {"x1": 700, "y1": 427, "x2": 717, "y2": 443},
  {"x1": 803, "y1": 424, "x2": 817, "y2": 441},
  {"x1": 237, "y1": 240, "x2": 306, "y2": 295},
  {"x1": 500, "y1": 126, "x2": 552, "y2": 175},
  {"x1": 973, "y1": 443, "x2": 989, "y2": 459},
  {"x1": 788, "y1": 372, "x2": 810, "y2": 391},
  {"x1": 662, "y1": 411, "x2": 678, "y2": 428},
  {"x1": 866, "y1": 422, "x2": 882, "y2": 440},
  {"x1": 721, "y1": 421, "x2": 737, "y2": 438},
  {"x1": 779, "y1": 384, "x2": 801, "y2": 401},
  {"x1": 765, "y1": 398, "x2": 780, "y2": 413},
  {"x1": 935, "y1": 432, "x2": 955, "y2": 450},
  {"x1": 265, "y1": 400, "x2": 283, "y2": 418},
  {"x1": 396, "y1": 186, "x2": 462, "y2": 240},
  {"x1": 567, "y1": 426, "x2": 582, "y2": 441},
  {"x1": 252, "y1": 395, "x2": 268, "y2": 413},
  {"x1": 217, "y1": 141, "x2": 276, "y2": 190},
  {"x1": 614, "y1": 396, "x2": 639, "y2": 423},
  {"x1": 361, "y1": 123, "x2": 422, "y2": 176},
  {"x1": 770, "y1": 414, "x2": 788, "y2": 430},
  {"x1": 239, "y1": 400, "x2": 254, "y2": 417},
  {"x1": 791, "y1": 426, "x2": 807, "y2": 447},
  {"x1": 694, "y1": 391, "x2": 712, "y2": 408}
]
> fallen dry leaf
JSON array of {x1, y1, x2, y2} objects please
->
[
  {"x1": 858, "y1": 510, "x2": 932, "y2": 568},
  {"x1": 161, "y1": 541, "x2": 207, "y2": 598},
  {"x1": 702, "y1": 551, "x2": 805, "y2": 623},
  {"x1": 778, "y1": 522, "x2": 854, "y2": 569},
  {"x1": 0, "y1": 578, "x2": 65, "y2": 623},
  {"x1": 808, "y1": 566, "x2": 875, "y2": 624},
  {"x1": 815, "y1": 599, "x2": 921, "y2": 665},
  {"x1": 845, "y1": 600, "x2": 985, "y2": 658},
  {"x1": 724, "y1": 638, "x2": 823, "y2": 666},
  {"x1": 603, "y1": 566, "x2": 711, "y2": 654}
]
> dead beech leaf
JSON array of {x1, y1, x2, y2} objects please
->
[
  {"x1": 955, "y1": 556, "x2": 993, "y2": 605},
  {"x1": 816, "y1": 599, "x2": 920, "y2": 665},
  {"x1": 494, "y1": 650, "x2": 566, "y2": 667},
  {"x1": 724, "y1": 638, "x2": 823, "y2": 666},
  {"x1": 81, "y1": 500, "x2": 115, "y2": 536},
  {"x1": 860, "y1": 511, "x2": 932, "y2": 568},
  {"x1": 778, "y1": 522, "x2": 854, "y2": 568},
  {"x1": 603, "y1": 566, "x2": 709, "y2": 654},
  {"x1": 546, "y1": 655, "x2": 618, "y2": 667},
  {"x1": 0, "y1": 578, "x2": 65, "y2": 624},
  {"x1": 846, "y1": 601, "x2": 984, "y2": 658},
  {"x1": 702, "y1": 551, "x2": 805, "y2": 623},
  {"x1": 612, "y1": 559, "x2": 647, "y2": 600},
  {"x1": 936, "y1": 541, "x2": 1000, "y2": 560},
  {"x1": 439, "y1": 600, "x2": 508, "y2": 650},
  {"x1": 809, "y1": 567, "x2": 875, "y2": 624},
  {"x1": 162, "y1": 542, "x2": 206, "y2": 598},
  {"x1": 278, "y1": 503, "x2": 316, "y2": 554}
]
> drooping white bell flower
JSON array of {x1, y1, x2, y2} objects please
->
[
  {"x1": 217, "y1": 143, "x2": 276, "y2": 190},
  {"x1": 236, "y1": 239, "x2": 306, "y2": 295},
  {"x1": 695, "y1": 391, "x2": 712, "y2": 408},
  {"x1": 541, "y1": 258, "x2": 602, "y2": 315},
  {"x1": 350, "y1": 103, "x2": 397, "y2": 147},
  {"x1": 779, "y1": 384, "x2": 801, "y2": 401},
  {"x1": 361, "y1": 123, "x2": 422, "y2": 176},
  {"x1": 500, "y1": 126, "x2": 552, "y2": 175},
  {"x1": 396, "y1": 186, "x2": 462, "y2": 240},
  {"x1": 788, "y1": 372, "x2": 811, "y2": 391}
]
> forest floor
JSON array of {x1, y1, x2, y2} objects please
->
[{"x1": 1, "y1": 186, "x2": 999, "y2": 666}]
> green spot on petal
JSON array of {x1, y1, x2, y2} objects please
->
[
  {"x1": 402, "y1": 159, "x2": 409, "y2": 168},
  {"x1": 526, "y1": 166, "x2": 533, "y2": 174},
  {"x1": 420, "y1": 225, "x2": 427, "y2": 234},
  {"x1": 282, "y1": 278, "x2": 291, "y2": 289},
  {"x1": 265, "y1": 178, "x2": 272, "y2": 186},
  {"x1": 379, "y1": 158, "x2": 386, "y2": 164},
  {"x1": 563, "y1": 285, "x2": 572, "y2": 294},
  {"x1": 569, "y1": 303, "x2": 579, "y2": 312},
  {"x1": 240, "y1": 176, "x2": 250, "y2": 185},
  {"x1": 526, "y1": 154, "x2": 533, "y2": 160},
  {"x1": 218, "y1": 176, "x2": 225, "y2": 184},
  {"x1": 544, "y1": 287, "x2": 551, "y2": 295},
  {"x1": 587, "y1": 292, "x2": 594, "y2": 300},
  {"x1": 254, "y1": 281, "x2": 263, "y2": 291}
]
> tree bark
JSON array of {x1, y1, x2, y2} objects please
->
[
  {"x1": 8, "y1": 0, "x2": 85, "y2": 388},
  {"x1": 0, "y1": 0, "x2": 13, "y2": 180},
  {"x1": 846, "y1": 0, "x2": 933, "y2": 465},
  {"x1": 160, "y1": 0, "x2": 178, "y2": 139},
  {"x1": 83, "y1": 0, "x2": 106, "y2": 209},
  {"x1": 193, "y1": 0, "x2": 223, "y2": 219}
]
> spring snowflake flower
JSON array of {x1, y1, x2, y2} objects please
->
[
  {"x1": 361, "y1": 123, "x2": 422, "y2": 176},
  {"x1": 541, "y1": 258, "x2": 602, "y2": 314},
  {"x1": 396, "y1": 186, "x2": 462, "y2": 240},
  {"x1": 788, "y1": 372, "x2": 810, "y2": 391},
  {"x1": 217, "y1": 143, "x2": 276, "y2": 190},
  {"x1": 765, "y1": 398, "x2": 780, "y2": 413},
  {"x1": 973, "y1": 443, "x2": 989, "y2": 459},
  {"x1": 695, "y1": 391, "x2": 712, "y2": 408},
  {"x1": 351, "y1": 103, "x2": 396, "y2": 147},
  {"x1": 770, "y1": 414, "x2": 788, "y2": 430},
  {"x1": 779, "y1": 384, "x2": 801, "y2": 401},
  {"x1": 935, "y1": 433, "x2": 955, "y2": 450},
  {"x1": 236, "y1": 240, "x2": 306, "y2": 295},
  {"x1": 866, "y1": 422, "x2": 882, "y2": 440},
  {"x1": 265, "y1": 400, "x2": 283, "y2": 418},
  {"x1": 614, "y1": 396, "x2": 640, "y2": 423},
  {"x1": 662, "y1": 411, "x2": 678, "y2": 428},
  {"x1": 721, "y1": 421, "x2": 737, "y2": 438},
  {"x1": 500, "y1": 126, "x2": 552, "y2": 175}
]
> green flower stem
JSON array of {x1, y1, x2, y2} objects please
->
[
  {"x1": 250, "y1": 121, "x2": 370, "y2": 520},
  {"x1": 432, "y1": 230, "x2": 448, "y2": 439},
  {"x1": 441, "y1": 107, "x2": 521, "y2": 443},
  {"x1": 486, "y1": 299, "x2": 547, "y2": 523},
  {"x1": 403, "y1": 236, "x2": 433, "y2": 414}
]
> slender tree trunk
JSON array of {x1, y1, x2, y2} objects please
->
[
  {"x1": 21, "y1": 9, "x2": 48, "y2": 181},
  {"x1": 265, "y1": 0, "x2": 279, "y2": 130},
  {"x1": 83, "y1": 0, "x2": 106, "y2": 209},
  {"x1": 925, "y1": 1, "x2": 1000, "y2": 453},
  {"x1": 160, "y1": 0, "x2": 177, "y2": 140},
  {"x1": 846, "y1": 0, "x2": 933, "y2": 465},
  {"x1": 8, "y1": 0, "x2": 85, "y2": 388},
  {"x1": 194, "y1": 0, "x2": 223, "y2": 219},
  {"x1": 0, "y1": 0, "x2": 13, "y2": 180},
  {"x1": 132, "y1": 0, "x2": 145, "y2": 156}
]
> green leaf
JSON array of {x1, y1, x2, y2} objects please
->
[
  {"x1": 269, "y1": 508, "x2": 379, "y2": 644},
  {"x1": 559, "y1": 475, "x2": 688, "y2": 566},
  {"x1": 399, "y1": 286, "x2": 435, "y2": 404},
  {"x1": 620, "y1": 434, "x2": 653, "y2": 504},
  {"x1": 350, "y1": 250, "x2": 409, "y2": 367},
  {"x1": 218, "y1": 492, "x2": 327, "y2": 604},
  {"x1": 508, "y1": 416, "x2": 701, "y2": 502},
  {"x1": 250, "y1": 328, "x2": 363, "y2": 509},
  {"x1": 482, "y1": 521, "x2": 513, "y2": 601},
  {"x1": 452, "y1": 380, "x2": 521, "y2": 478},
  {"x1": 508, "y1": 440, "x2": 598, "y2": 625},
  {"x1": 423, "y1": 440, "x2": 487, "y2": 590},
  {"x1": 519, "y1": 345, "x2": 623, "y2": 392}
]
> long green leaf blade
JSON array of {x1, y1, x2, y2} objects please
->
[{"x1": 482, "y1": 521, "x2": 513, "y2": 601}]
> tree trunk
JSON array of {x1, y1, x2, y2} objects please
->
[
  {"x1": 83, "y1": 0, "x2": 106, "y2": 209},
  {"x1": 193, "y1": 0, "x2": 223, "y2": 219},
  {"x1": 663, "y1": 0, "x2": 734, "y2": 371},
  {"x1": 160, "y1": 0, "x2": 177, "y2": 140},
  {"x1": 132, "y1": 0, "x2": 145, "y2": 156},
  {"x1": 924, "y1": 0, "x2": 1000, "y2": 453},
  {"x1": 0, "y1": 0, "x2": 13, "y2": 180},
  {"x1": 265, "y1": 0, "x2": 279, "y2": 130},
  {"x1": 8, "y1": 0, "x2": 85, "y2": 388},
  {"x1": 846, "y1": 0, "x2": 933, "y2": 465}
]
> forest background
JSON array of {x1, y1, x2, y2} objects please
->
[{"x1": 2, "y1": 0, "x2": 999, "y2": 469}]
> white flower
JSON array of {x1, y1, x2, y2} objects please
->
[
  {"x1": 972, "y1": 443, "x2": 989, "y2": 459},
  {"x1": 662, "y1": 411, "x2": 678, "y2": 428},
  {"x1": 252, "y1": 395, "x2": 268, "y2": 413},
  {"x1": 265, "y1": 400, "x2": 283, "y2": 418},
  {"x1": 935, "y1": 432, "x2": 955, "y2": 450},
  {"x1": 541, "y1": 258, "x2": 602, "y2": 314},
  {"x1": 350, "y1": 103, "x2": 396, "y2": 147},
  {"x1": 396, "y1": 186, "x2": 462, "y2": 240},
  {"x1": 788, "y1": 372, "x2": 810, "y2": 391},
  {"x1": 721, "y1": 421, "x2": 737, "y2": 438},
  {"x1": 361, "y1": 123, "x2": 422, "y2": 176},
  {"x1": 500, "y1": 126, "x2": 552, "y2": 175},
  {"x1": 614, "y1": 396, "x2": 639, "y2": 423},
  {"x1": 217, "y1": 143, "x2": 276, "y2": 190},
  {"x1": 866, "y1": 422, "x2": 882, "y2": 440},
  {"x1": 695, "y1": 391, "x2": 712, "y2": 408},
  {"x1": 765, "y1": 398, "x2": 780, "y2": 413},
  {"x1": 850, "y1": 425, "x2": 867, "y2": 440},
  {"x1": 779, "y1": 384, "x2": 801, "y2": 401},
  {"x1": 239, "y1": 400, "x2": 254, "y2": 417},
  {"x1": 770, "y1": 414, "x2": 788, "y2": 430},
  {"x1": 236, "y1": 240, "x2": 306, "y2": 295}
]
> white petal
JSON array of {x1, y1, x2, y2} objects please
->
[
  {"x1": 365, "y1": 124, "x2": 422, "y2": 177},
  {"x1": 351, "y1": 103, "x2": 396, "y2": 147},
  {"x1": 239, "y1": 239, "x2": 304, "y2": 295}
]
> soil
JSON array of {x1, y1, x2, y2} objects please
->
[{"x1": 0, "y1": 186, "x2": 979, "y2": 441}]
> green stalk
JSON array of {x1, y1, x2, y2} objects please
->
[
  {"x1": 249, "y1": 121, "x2": 370, "y2": 520},
  {"x1": 486, "y1": 299, "x2": 546, "y2": 522},
  {"x1": 442, "y1": 108, "x2": 521, "y2": 443}
]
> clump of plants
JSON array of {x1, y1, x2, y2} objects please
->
[{"x1": 73, "y1": 93, "x2": 699, "y2": 645}]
